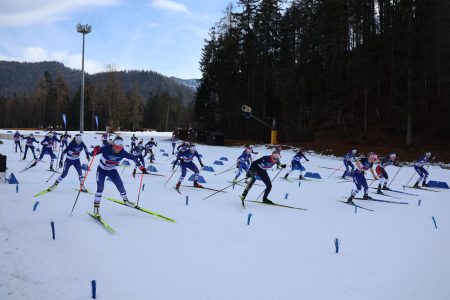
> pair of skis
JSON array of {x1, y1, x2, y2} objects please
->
[{"x1": 174, "y1": 185, "x2": 227, "y2": 195}]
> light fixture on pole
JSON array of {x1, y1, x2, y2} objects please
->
[{"x1": 76, "y1": 23, "x2": 92, "y2": 133}]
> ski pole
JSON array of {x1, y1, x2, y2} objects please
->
[
  {"x1": 164, "y1": 165, "x2": 178, "y2": 187},
  {"x1": 136, "y1": 172, "x2": 145, "y2": 207},
  {"x1": 405, "y1": 170, "x2": 416, "y2": 187},
  {"x1": 256, "y1": 168, "x2": 284, "y2": 201},
  {"x1": 70, "y1": 150, "x2": 98, "y2": 216},
  {"x1": 203, "y1": 178, "x2": 246, "y2": 200},
  {"x1": 214, "y1": 165, "x2": 235, "y2": 175},
  {"x1": 328, "y1": 166, "x2": 343, "y2": 178},
  {"x1": 388, "y1": 167, "x2": 402, "y2": 188}
]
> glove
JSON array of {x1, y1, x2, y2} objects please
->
[
  {"x1": 246, "y1": 170, "x2": 254, "y2": 178},
  {"x1": 172, "y1": 164, "x2": 176, "y2": 170},
  {"x1": 59, "y1": 160, "x2": 63, "y2": 168},
  {"x1": 132, "y1": 168, "x2": 136, "y2": 178},
  {"x1": 280, "y1": 164, "x2": 287, "y2": 169},
  {"x1": 86, "y1": 155, "x2": 90, "y2": 162},
  {"x1": 93, "y1": 146, "x2": 101, "y2": 154},
  {"x1": 306, "y1": 159, "x2": 310, "y2": 162},
  {"x1": 140, "y1": 166, "x2": 148, "y2": 173},
  {"x1": 254, "y1": 151, "x2": 259, "y2": 154},
  {"x1": 200, "y1": 162, "x2": 204, "y2": 168},
  {"x1": 374, "y1": 176, "x2": 379, "y2": 180}
]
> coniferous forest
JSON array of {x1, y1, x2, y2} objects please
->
[{"x1": 194, "y1": 0, "x2": 450, "y2": 147}]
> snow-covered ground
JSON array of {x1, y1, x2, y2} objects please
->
[{"x1": 0, "y1": 130, "x2": 449, "y2": 300}]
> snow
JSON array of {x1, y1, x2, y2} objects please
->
[{"x1": 1, "y1": 130, "x2": 449, "y2": 300}]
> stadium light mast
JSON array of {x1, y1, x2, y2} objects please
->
[{"x1": 76, "y1": 23, "x2": 92, "y2": 133}]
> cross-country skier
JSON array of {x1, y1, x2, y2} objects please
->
[
  {"x1": 283, "y1": 149, "x2": 309, "y2": 180},
  {"x1": 23, "y1": 133, "x2": 39, "y2": 160},
  {"x1": 240, "y1": 151, "x2": 286, "y2": 204},
  {"x1": 132, "y1": 140, "x2": 146, "y2": 178},
  {"x1": 91, "y1": 136, "x2": 147, "y2": 216},
  {"x1": 342, "y1": 149, "x2": 357, "y2": 179},
  {"x1": 173, "y1": 144, "x2": 204, "y2": 190},
  {"x1": 233, "y1": 147, "x2": 252, "y2": 184},
  {"x1": 171, "y1": 134, "x2": 177, "y2": 154},
  {"x1": 413, "y1": 152, "x2": 433, "y2": 187},
  {"x1": 130, "y1": 134, "x2": 138, "y2": 151},
  {"x1": 347, "y1": 152, "x2": 379, "y2": 204},
  {"x1": 60, "y1": 131, "x2": 71, "y2": 149},
  {"x1": 145, "y1": 138, "x2": 158, "y2": 163},
  {"x1": 13, "y1": 131, "x2": 24, "y2": 153},
  {"x1": 47, "y1": 134, "x2": 90, "y2": 191},
  {"x1": 375, "y1": 153, "x2": 402, "y2": 194},
  {"x1": 101, "y1": 133, "x2": 109, "y2": 146},
  {"x1": 36, "y1": 132, "x2": 60, "y2": 171}
]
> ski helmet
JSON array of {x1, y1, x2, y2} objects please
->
[
  {"x1": 425, "y1": 152, "x2": 431, "y2": 158},
  {"x1": 245, "y1": 147, "x2": 252, "y2": 154}
]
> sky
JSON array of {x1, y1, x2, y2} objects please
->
[{"x1": 0, "y1": 0, "x2": 237, "y2": 79}]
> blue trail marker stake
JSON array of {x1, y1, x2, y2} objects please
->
[
  {"x1": 432, "y1": 216, "x2": 438, "y2": 229},
  {"x1": 298, "y1": 182, "x2": 301, "y2": 187},
  {"x1": 185, "y1": 196, "x2": 189, "y2": 206},
  {"x1": 247, "y1": 213, "x2": 252, "y2": 225},
  {"x1": 16, "y1": 184, "x2": 19, "y2": 193},
  {"x1": 418, "y1": 199, "x2": 421, "y2": 206},
  {"x1": 142, "y1": 184, "x2": 145, "y2": 191},
  {"x1": 334, "y1": 238, "x2": 340, "y2": 253},
  {"x1": 285, "y1": 193, "x2": 289, "y2": 199},
  {"x1": 50, "y1": 221, "x2": 55, "y2": 240},
  {"x1": 354, "y1": 205, "x2": 357, "y2": 214},
  {"x1": 91, "y1": 280, "x2": 97, "y2": 299},
  {"x1": 33, "y1": 202, "x2": 39, "y2": 211}
]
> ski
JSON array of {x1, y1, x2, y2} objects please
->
[
  {"x1": 240, "y1": 196, "x2": 246, "y2": 209},
  {"x1": 346, "y1": 197, "x2": 408, "y2": 205},
  {"x1": 33, "y1": 187, "x2": 54, "y2": 197},
  {"x1": 403, "y1": 185, "x2": 440, "y2": 192},
  {"x1": 338, "y1": 200, "x2": 374, "y2": 211},
  {"x1": 173, "y1": 187, "x2": 182, "y2": 195},
  {"x1": 103, "y1": 197, "x2": 176, "y2": 223},
  {"x1": 245, "y1": 200, "x2": 307, "y2": 211},
  {"x1": 227, "y1": 181, "x2": 263, "y2": 187},
  {"x1": 180, "y1": 185, "x2": 227, "y2": 193},
  {"x1": 87, "y1": 212, "x2": 115, "y2": 233},
  {"x1": 370, "y1": 191, "x2": 402, "y2": 199},
  {"x1": 137, "y1": 172, "x2": 166, "y2": 177},
  {"x1": 369, "y1": 187, "x2": 418, "y2": 196}
]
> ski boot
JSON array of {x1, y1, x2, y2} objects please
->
[
  {"x1": 413, "y1": 181, "x2": 420, "y2": 188},
  {"x1": 22, "y1": 156, "x2": 26, "y2": 160},
  {"x1": 194, "y1": 182, "x2": 203, "y2": 188},
  {"x1": 377, "y1": 184, "x2": 384, "y2": 195},
  {"x1": 382, "y1": 184, "x2": 391, "y2": 191},
  {"x1": 93, "y1": 204, "x2": 100, "y2": 217},
  {"x1": 132, "y1": 169, "x2": 136, "y2": 178},
  {"x1": 283, "y1": 173, "x2": 289, "y2": 179},
  {"x1": 262, "y1": 198, "x2": 274, "y2": 204},
  {"x1": 48, "y1": 181, "x2": 59, "y2": 191},
  {"x1": 347, "y1": 195, "x2": 355, "y2": 205},
  {"x1": 299, "y1": 175, "x2": 304, "y2": 180},
  {"x1": 123, "y1": 199, "x2": 137, "y2": 208},
  {"x1": 175, "y1": 182, "x2": 181, "y2": 191},
  {"x1": 232, "y1": 178, "x2": 237, "y2": 185},
  {"x1": 422, "y1": 181, "x2": 429, "y2": 187},
  {"x1": 80, "y1": 185, "x2": 88, "y2": 193},
  {"x1": 341, "y1": 175, "x2": 346, "y2": 179},
  {"x1": 49, "y1": 165, "x2": 55, "y2": 172},
  {"x1": 362, "y1": 193, "x2": 372, "y2": 200}
]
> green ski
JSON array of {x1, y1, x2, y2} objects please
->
[{"x1": 87, "y1": 212, "x2": 115, "y2": 233}]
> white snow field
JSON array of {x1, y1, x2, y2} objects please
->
[{"x1": 0, "y1": 130, "x2": 449, "y2": 300}]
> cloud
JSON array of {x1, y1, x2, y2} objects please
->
[
  {"x1": 0, "y1": 0, "x2": 119, "y2": 27},
  {"x1": 150, "y1": 0, "x2": 190, "y2": 14},
  {"x1": 1, "y1": 47, "x2": 104, "y2": 74}
]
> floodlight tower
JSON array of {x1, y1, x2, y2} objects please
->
[{"x1": 76, "y1": 23, "x2": 92, "y2": 133}]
